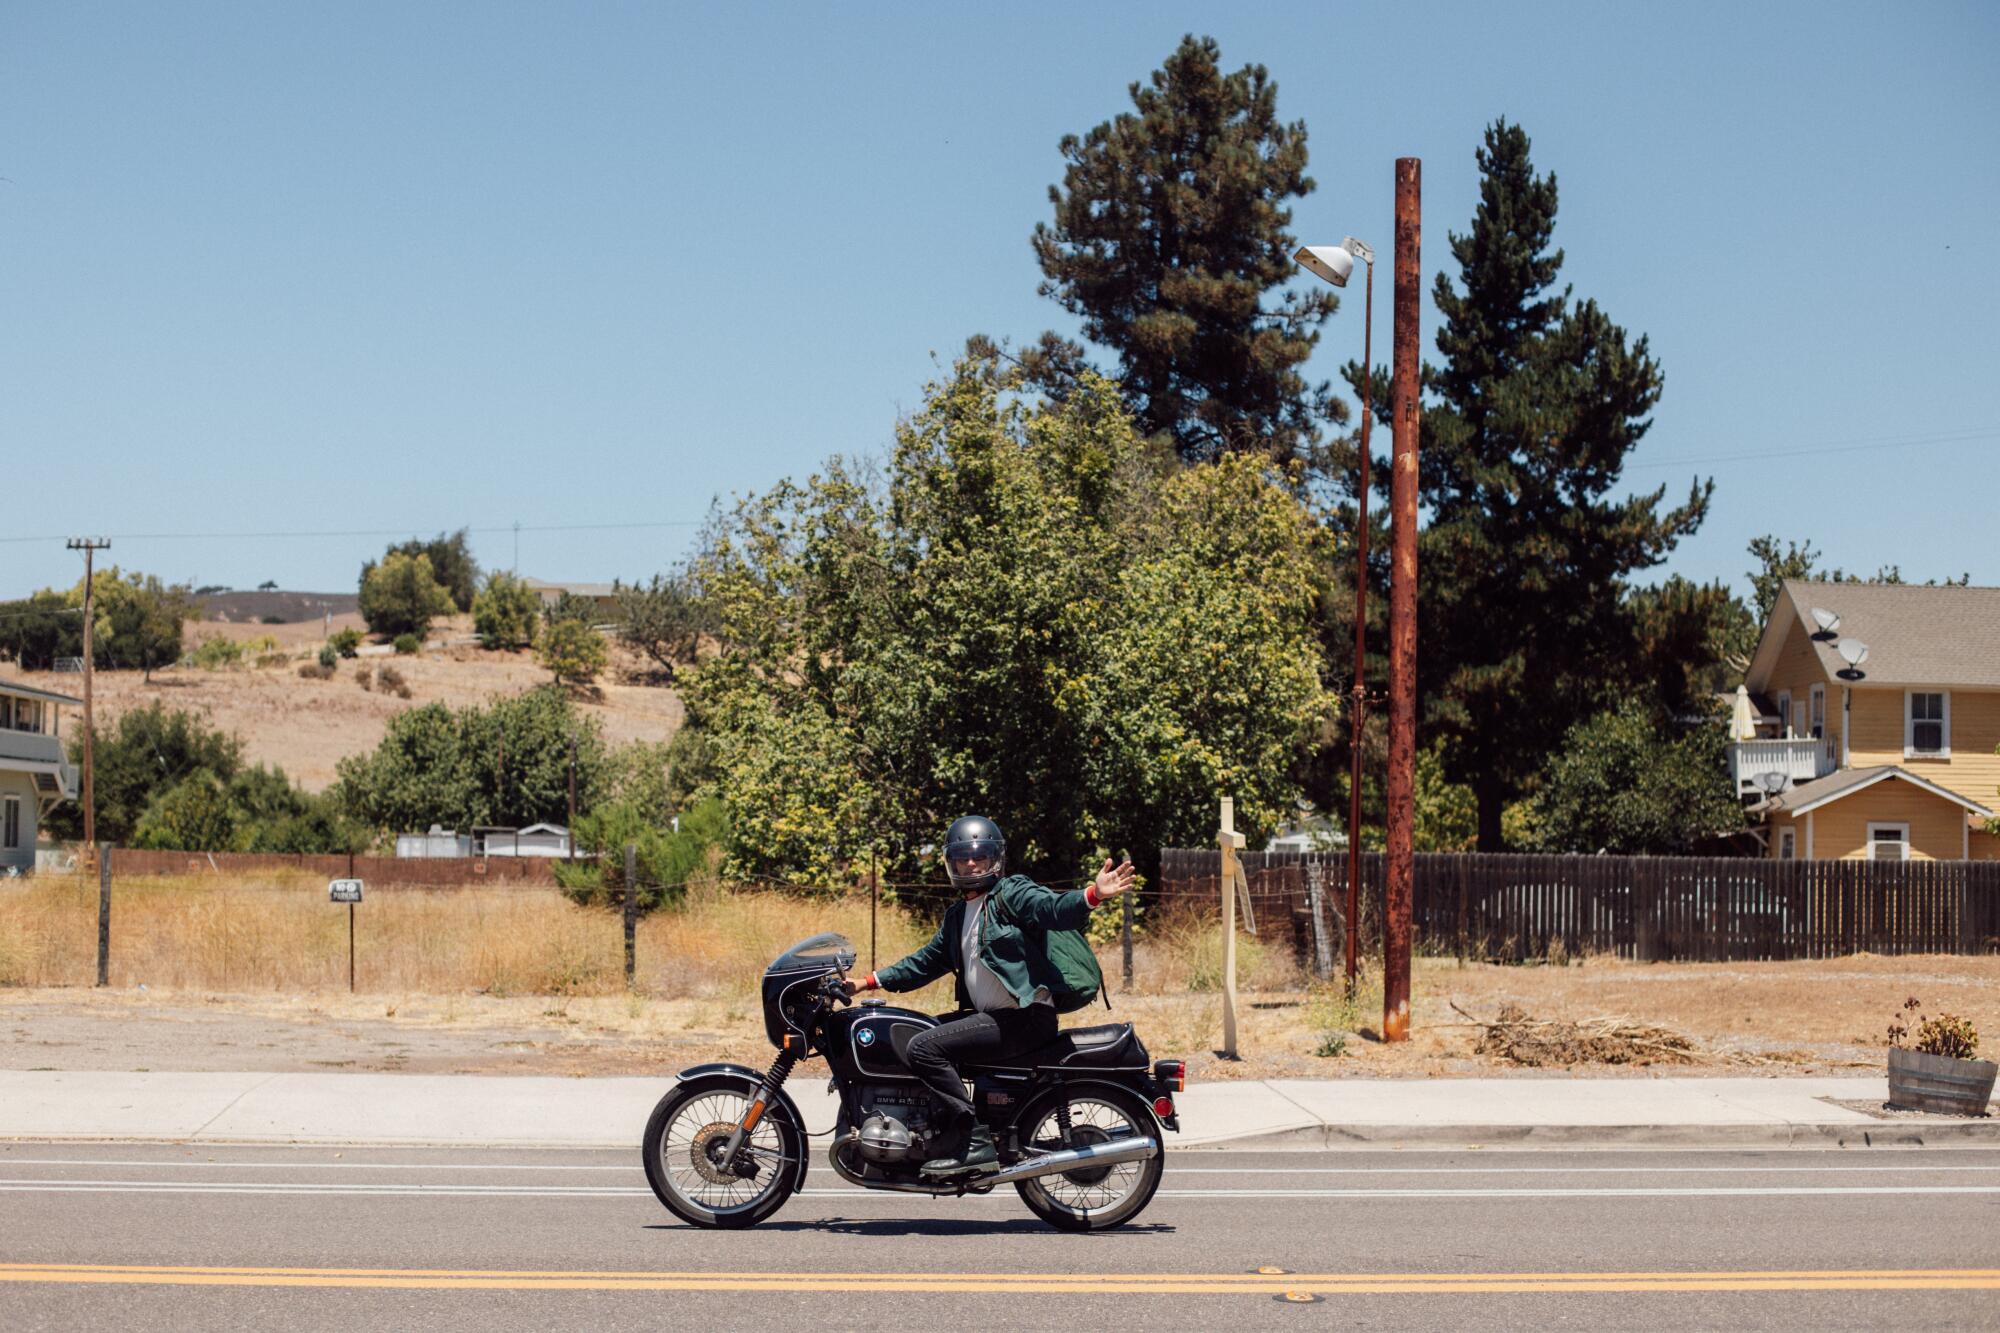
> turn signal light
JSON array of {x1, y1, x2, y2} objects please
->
[
  {"x1": 1153, "y1": 1096, "x2": 1174, "y2": 1118},
  {"x1": 1153, "y1": 1059, "x2": 1186, "y2": 1091}
]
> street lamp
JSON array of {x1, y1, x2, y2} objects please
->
[{"x1": 1295, "y1": 236, "x2": 1376, "y2": 993}]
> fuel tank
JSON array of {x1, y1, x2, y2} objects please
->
[{"x1": 818, "y1": 1002, "x2": 937, "y2": 1082}]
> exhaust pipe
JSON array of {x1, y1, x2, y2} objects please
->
[{"x1": 985, "y1": 1135, "x2": 1158, "y2": 1186}]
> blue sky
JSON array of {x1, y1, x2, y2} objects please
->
[{"x1": 4, "y1": 1, "x2": 1996, "y2": 602}]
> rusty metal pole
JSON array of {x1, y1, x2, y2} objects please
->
[
  {"x1": 1382, "y1": 158, "x2": 1421, "y2": 1042},
  {"x1": 868, "y1": 848, "x2": 878, "y2": 972},
  {"x1": 1345, "y1": 255, "x2": 1374, "y2": 995}
]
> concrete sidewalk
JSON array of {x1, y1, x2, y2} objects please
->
[{"x1": 0, "y1": 1070, "x2": 1990, "y2": 1149}]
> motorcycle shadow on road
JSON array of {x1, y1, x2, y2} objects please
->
[{"x1": 644, "y1": 1220, "x2": 1177, "y2": 1238}]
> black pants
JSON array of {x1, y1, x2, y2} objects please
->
[{"x1": 904, "y1": 1004, "x2": 1058, "y2": 1126}]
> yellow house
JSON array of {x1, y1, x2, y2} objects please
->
[{"x1": 1735, "y1": 580, "x2": 2000, "y2": 862}]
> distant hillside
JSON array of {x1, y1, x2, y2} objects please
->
[{"x1": 197, "y1": 590, "x2": 360, "y2": 624}]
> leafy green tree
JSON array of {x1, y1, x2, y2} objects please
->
[
  {"x1": 1027, "y1": 33, "x2": 1339, "y2": 465},
  {"x1": 44, "y1": 702, "x2": 245, "y2": 844},
  {"x1": 382, "y1": 529, "x2": 480, "y2": 612},
  {"x1": 472, "y1": 572, "x2": 540, "y2": 650},
  {"x1": 538, "y1": 618, "x2": 606, "y2": 689},
  {"x1": 1522, "y1": 699, "x2": 1743, "y2": 854},
  {"x1": 358, "y1": 552, "x2": 454, "y2": 639},
  {"x1": 1394, "y1": 120, "x2": 1711, "y2": 849},
  {"x1": 0, "y1": 570, "x2": 193, "y2": 675},
  {"x1": 555, "y1": 796, "x2": 730, "y2": 912},
  {"x1": 1626, "y1": 576, "x2": 1754, "y2": 715},
  {"x1": 132, "y1": 769, "x2": 240, "y2": 852},
  {"x1": 680, "y1": 361, "x2": 1333, "y2": 888},
  {"x1": 334, "y1": 686, "x2": 607, "y2": 836},
  {"x1": 614, "y1": 571, "x2": 712, "y2": 683}
]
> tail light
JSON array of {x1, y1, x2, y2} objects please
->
[{"x1": 1153, "y1": 1059, "x2": 1186, "y2": 1092}]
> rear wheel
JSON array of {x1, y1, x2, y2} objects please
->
[
  {"x1": 641, "y1": 1075, "x2": 800, "y2": 1229},
  {"x1": 1011, "y1": 1084, "x2": 1163, "y2": 1231}
]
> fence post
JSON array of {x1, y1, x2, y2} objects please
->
[
  {"x1": 1303, "y1": 859, "x2": 1334, "y2": 982},
  {"x1": 1121, "y1": 873, "x2": 1134, "y2": 990},
  {"x1": 96, "y1": 844, "x2": 114, "y2": 987},
  {"x1": 623, "y1": 843, "x2": 638, "y2": 987}
]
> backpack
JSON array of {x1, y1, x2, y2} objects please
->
[{"x1": 997, "y1": 881, "x2": 1107, "y2": 1014}]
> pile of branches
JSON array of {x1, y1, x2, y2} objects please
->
[{"x1": 1453, "y1": 1002, "x2": 1701, "y2": 1068}]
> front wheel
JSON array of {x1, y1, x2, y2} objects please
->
[
  {"x1": 641, "y1": 1075, "x2": 800, "y2": 1229},
  {"x1": 1012, "y1": 1084, "x2": 1164, "y2": 1232}
]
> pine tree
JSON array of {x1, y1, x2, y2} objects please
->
[
  {"x1": 1416, "y1": 120, "x2": 1712, "y2": 850},
  {"x1": 1028, "y1": 34, "x2": 1339, "y2": 465}
]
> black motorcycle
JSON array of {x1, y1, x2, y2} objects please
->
[{"x1": 641, "y1": 932, "x2": 1185, "y2": 1231}]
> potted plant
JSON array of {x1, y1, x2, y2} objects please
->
[{"x1": 1886, "y1": 996, "x2": 1996, "y2": 1116}]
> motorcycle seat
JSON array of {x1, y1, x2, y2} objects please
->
[{"x1": 966, "y1": 1022, "x2": 1144, "y2": 1071}]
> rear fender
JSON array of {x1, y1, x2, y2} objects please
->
[
  {"x1": 668, "y1": 1063, "x2": 812, "y2": 1193},
  {"x1": 1009, "y1": 1075, "x2": 1169, "y2": 1146}
]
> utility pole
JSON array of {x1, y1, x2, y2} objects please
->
[
  {"x1": 566, "y1": 733, "x2": 577, "y2": 861},
  {"x1": 66, "y1": 538, "x2": 111, "y2": 855},
  {"x1": 1383, "y1": 159, "x2": 1421, "y2": 1043},
  {"x1": 1346, "y1": 243, "x2": 1376, "y2": 996}
]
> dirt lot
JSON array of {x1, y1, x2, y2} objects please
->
[
  {"x1": 4, "y1": 615, "x2": 681, "y2": 790},
  {"x1": 6, "y1": 954, "x2": 1992, "y2": 1081}
]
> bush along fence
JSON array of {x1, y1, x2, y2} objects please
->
[
  {"x1": 101, "y1": 847, "x2": 562, "y2": 888},
  {"x1": 1158, "y1": 849, "x2": 2000, "y2": 964}
]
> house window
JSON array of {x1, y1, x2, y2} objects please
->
[
  {"x1": 1867, "y1": 823, "x2": 1909, "y2": 862},
  {"x1": 1905, "y1": 692, "x2": 1950, "y2": 758},
  {"x1": 1778, "y1": 828, "x2": 1796, "y2": 861},
  {"x1": 1808, "y1": 685, "x2": 1825, "y2": 740},
  {"x1": 1, "y1": 797, "x2": 17, "y2": 851},
  {"x1": 1775, "y1": 690, "x2": 1792, "y2": 738}
]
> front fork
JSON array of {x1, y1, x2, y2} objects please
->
[{"x1": 718, "y1": 1047, "x2": 798, "y2": 1167}]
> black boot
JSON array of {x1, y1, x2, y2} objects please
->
[{"x1": 922, "y1": 1121, "x2": 997, "y2": 1177}]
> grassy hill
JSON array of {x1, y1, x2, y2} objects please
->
[{"x1": 2, "y1": 615, "x2": 680, "y2": 792}]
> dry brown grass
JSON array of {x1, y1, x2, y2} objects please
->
[{"x1": 0, "y1": 873, "x2": 951, "y2": 1007}]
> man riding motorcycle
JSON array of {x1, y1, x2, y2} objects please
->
[{"x1": 844, "y1": 815, "x2": 1135, "y2": 1177}]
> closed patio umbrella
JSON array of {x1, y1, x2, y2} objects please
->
[{"x1": 1731, "y1": 685, "x2": 1758, "y2": 741}]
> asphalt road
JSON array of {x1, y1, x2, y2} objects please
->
[{"x1": 3, "y1": 1142, "x2": 1999, "y2": 1330}]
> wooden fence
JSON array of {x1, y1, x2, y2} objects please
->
[
  {"x1": 104, "y1": 848, "x2": 563, "y2": 888},
  {"x1": 1158, "y1": 849, "x2": 2000, "y2": 963}
]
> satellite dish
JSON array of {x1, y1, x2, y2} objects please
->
[
  {"x1": 1810, "y1": 607, "x2": 1841, "y2": 636},
  {"x1": 1758, "y1": 771, "x2": 1788, "y2": 796},
  {"x1": 1837, "y1": 638, "x2": 1869, "y2": 667}
]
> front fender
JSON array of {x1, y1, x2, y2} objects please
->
[{"x1": 667, "y1": 1063, "x2": 812, "y2": 1193}]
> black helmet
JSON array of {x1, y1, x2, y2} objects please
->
[{"x1": 943, "y1": 815, "x2": 1005, "y2": 895}]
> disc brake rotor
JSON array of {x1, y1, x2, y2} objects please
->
[{"x1": 688, "y1": 1120, "x2": 758, "y2": 1186}]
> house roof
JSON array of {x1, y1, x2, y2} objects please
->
[
  {"x1": 0, "y1": 678, "x2": 82, "y2": 707},
  {"x1": 1748, "y1": 579, "x2": 2000, "y2": 691},
  {"x1": 521, "y1": 578, "x2": 619, "y2": 599},
  {"x1": 1759, "y1": 765, "x2": 1994, "y2": 819}
]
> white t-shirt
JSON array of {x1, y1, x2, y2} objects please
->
[{"x1": 960, "y1": 894, "x2": 1050, "y2": 1012}]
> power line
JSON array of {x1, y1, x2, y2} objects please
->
[
  {"x1": 0, "y1": 518, "x2": 705, "y2": 545},
  {"x1": 1627, "y1": 426, "x2": 1997, "y2": 471}
]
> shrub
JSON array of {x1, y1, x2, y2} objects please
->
[
  {"x1": 187, "y1": 636, "x2": 245, "y2": 670},
  {"x1": 376, "y1": 664, "x2": 413, "y2": 699},
  {"x1": 318, "y1": 644, "x2": 338, "y2": 669},
  {"x1": 538, "y1": 618, "x2": 606, "y2": 688},
  {"x1": 297, "y1": 661, "x2": 335, "y2": 681},
  {"x1": 473, "y1": 572, "x2": 540, "y2": 650},
  {"x1": 392, "y1": 633, "x2": 421, "y2": 656},
  {"x1": 358, "y1": 551, "x2": 454, "y2": 639},
  {"x1": 330, "y1": 628, "x2": 362, "y2": 658}
]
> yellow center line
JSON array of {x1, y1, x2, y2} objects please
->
[{"x1": 1, "y1": 1263, "x2": 1997, "y2": 1295}]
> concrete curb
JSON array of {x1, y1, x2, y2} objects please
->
[{"x1": 1202, "y1": 1119, "x2": 2000, "y2": 1151}]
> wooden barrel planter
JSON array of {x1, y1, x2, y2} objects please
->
[{"x1": 1887, "y1": 1047, "x2": 1998, "y2": 1116}]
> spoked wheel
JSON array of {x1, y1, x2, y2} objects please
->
[
  {"x1": 1012, "y1": 1085, "x2": 1163, "y2": 1232},
  {"x1": 641, "y1": 1075, "x2": 800, "y2": 1229}
]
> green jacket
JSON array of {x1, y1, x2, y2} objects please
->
[{"x1": 875, "y1": 874, "x2": 1092, "y2": 1011}]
